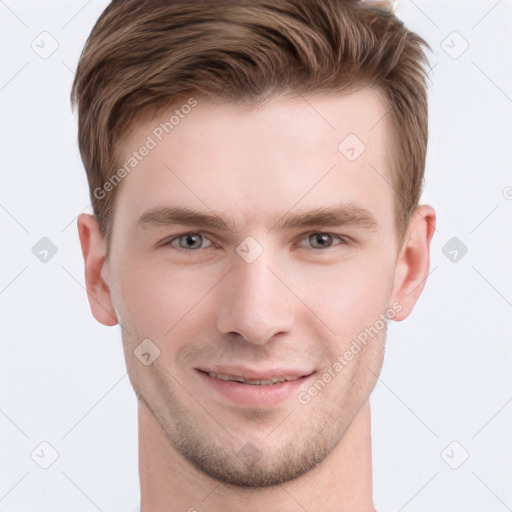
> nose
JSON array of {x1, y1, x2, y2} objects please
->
[{"x1": 216, "y1": 247, "x2": 295, "y2": 345}]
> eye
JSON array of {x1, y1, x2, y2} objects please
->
[
  {"x1": 162, "y1": 232, "x2": 213, "y2": 251},
  {"x1": 300, "y1": 232, "x2": 348, "y2": 250}
]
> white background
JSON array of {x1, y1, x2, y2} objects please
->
[{"x1": 0, "y1": 1, "x2": 511, "y2": 511}]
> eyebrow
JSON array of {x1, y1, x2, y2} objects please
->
[
  {"x1": 136, "y1": 204, "x2": 379, "y2": 233},
  {"x1": 138, "y1": 206, "x2": 234, "y2": 231},
  {"x1": 273, "y1": 205, "x2": 378, "y2": 232}
]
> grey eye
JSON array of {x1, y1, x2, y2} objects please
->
[
  {"x1": 309, "y1": 233, "x2": 335, "y2": 249},
  {"x1": 177, "y1": 233, "x2": 204, "y2": 250}
]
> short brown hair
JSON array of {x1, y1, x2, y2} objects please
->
[{"x1": 70, "y1": 0, "x2": 430, "y2": 253}]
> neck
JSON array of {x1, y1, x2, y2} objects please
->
[{"x1": 138, "y1": 398, "x2": 375, "y2": 512}]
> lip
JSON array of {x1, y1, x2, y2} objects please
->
[
  {"x1": 195, "y1": 368, "x2": 315, "y2": 407},
  {"x1": 196, "y1": 365, "x2": 313, "y2": 380}
]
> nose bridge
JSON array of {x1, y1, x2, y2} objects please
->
[{"x1": 216, "y1": 244, "x2": 294, "y2": 344}]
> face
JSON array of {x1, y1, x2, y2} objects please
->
[{"x1": 104, "y1": 89, "x2": 402, "y2": 486}]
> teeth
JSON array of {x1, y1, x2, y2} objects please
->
[{"x1": 206, "y1": 371, "x2": 299, "y2": 385}]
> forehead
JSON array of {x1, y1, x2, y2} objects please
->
[{"x1": 113, "y1": 88, "x2": 394, "y2": 234}]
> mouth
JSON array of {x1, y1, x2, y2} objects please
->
[
  {"x1": 194, "y1": 368, "x2": 316, "y2": 406},
  {"x1": 197, "y1": 370, "x2": 309, "y2": 386}
]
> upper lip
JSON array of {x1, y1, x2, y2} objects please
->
[{"x1": 196, "y1": 366, "x2": 314, "y2": 380}]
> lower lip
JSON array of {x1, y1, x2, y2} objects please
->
[{"x1": 195, "y1": 370, "x2": 314, "y2": 407}]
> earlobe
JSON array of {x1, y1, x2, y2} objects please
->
[
  {"x1": 77, "y1": 213, "x2": 119, "y2": 327},
  {"x1": 390, "y1": 205, "x2": 436, "y2": 322}
]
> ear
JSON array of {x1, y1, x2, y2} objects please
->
[
  {"x1": 77, "y1": 213, "x2": 119, "y2": 327},
  {"x1": 389, "y1": 204, "x2": 436, "y2": 322}
]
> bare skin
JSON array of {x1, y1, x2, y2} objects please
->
[{"x1": 78, "y1": 88, "x2": 436, "y2": 511}]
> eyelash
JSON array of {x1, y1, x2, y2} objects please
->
[{"x1": 160, "y1": 231, "x2": 349, "y2": 253}]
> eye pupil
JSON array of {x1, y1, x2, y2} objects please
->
[{"x1": 310, "y1": 233, "x2": 332, "y2": 248}]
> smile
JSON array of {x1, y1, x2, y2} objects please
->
[
  {"x1": 202, "y1": 371, "x2": 302, "y2": 386},
  {"x1": 195, "y1": 368, "x2": 315, "y2": 406}
]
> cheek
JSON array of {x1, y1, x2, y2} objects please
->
[
  {"x1": 302, "y1": 253, "x2": 394, "y2": 341},
  {"x1": 111, "y1": 260, "x2": 223, "y2": 339}
]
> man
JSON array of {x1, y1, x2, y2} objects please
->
[{"x1": 71, "y1": 0, "x2": 435, "y2": 510}]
